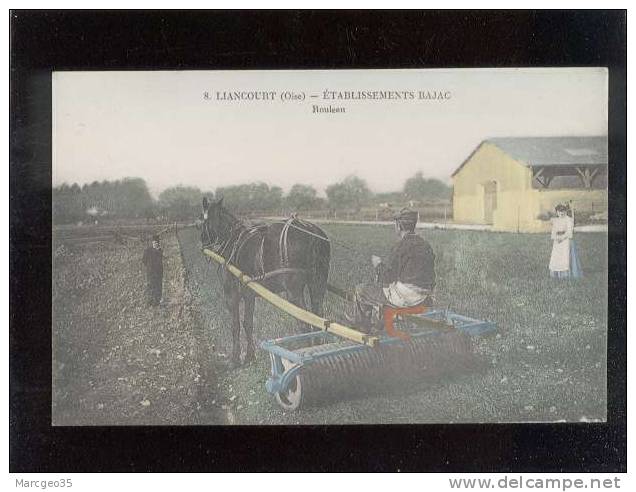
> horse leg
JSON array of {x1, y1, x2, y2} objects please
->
[
  {"x1": 226, "y1": 282, "x2": 242, "y2": 368},
  {"x1": 309, "y1": 279, "x2": 327, "y2": 317},
  {"x1": 289, "y1": 285, "x2": 311, "y2": 334},
  {"x1": 308, "y1": 238, "x2": 330, "y2": 318},
  {"x1": 243, "y1": 292, "x2": 256, "y2": 365}
]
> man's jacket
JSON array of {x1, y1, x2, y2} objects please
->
[
  {"x1": 380, "y1": 233, "x2": 435, "y2": 290},
  {"x1": 143, "y1": 247, "x2": 164, "y2": 277}
]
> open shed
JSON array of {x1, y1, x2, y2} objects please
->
[{"x1": 451, "y1": 136, "x2": 608, "y2": 232}]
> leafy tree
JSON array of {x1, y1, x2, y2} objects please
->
[
  {"x1": 247, "y1": 182, "x2": 271, "y2": 211},
  {"x1": 326, "y1": 175, "x2": 371, "y2": 212},
  {"x1": 264, "y1": 185, "x2": 284, "y2": 212},
  {"x1": 287, "y1": 184, "x2": 319, "y2": 211},
  {"x1": 118, "y1": 177, "x2": 154, "y2": 216},
  {"x1": 215, "y1": 185, "x2": 248, "y2": 211},
  {"x1": 325, "y1": 182, "x2": 349, "y2": 210},
  {"x1": 215, "y1": 182, "x2": 283, "y2": 214},
  {"x1": 52, "y1": 177, "x2": 155, "y2": 224},
  {"x1": 403, "y1": 172, "x2": 452, "y2": 200},
  {"x1": 158, "y1": 185, "x2": 203, "y2": 220}
]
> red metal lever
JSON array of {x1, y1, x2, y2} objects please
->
[{"x1": 382, "y1": 304, "x2": 427, "y2": 340}]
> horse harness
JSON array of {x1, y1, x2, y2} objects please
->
[{"x1": 208, "y1": 215, "x2": 328, "y2": 285}]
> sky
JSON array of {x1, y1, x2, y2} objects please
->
[{"x1": 53, "y1": 68, "x2": 608, "y2": 197}]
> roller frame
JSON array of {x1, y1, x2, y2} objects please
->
[
  {"x1": 199, "y1": 246, "x2": 497, "y2": 406},
  {"x1": 262, "y1": 309, "x2": 496, "y2": 397}
]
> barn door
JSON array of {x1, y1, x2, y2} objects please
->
[{"x1": 483, "y1": 181, "x2": 498, "y2": 224}]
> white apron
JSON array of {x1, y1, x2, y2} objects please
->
[
  {"x1": 549, "y1": 216, "x2": 573, "y2": 272},
  {"x1": 383, "y1": 282, "x2": 430, "y2": 307}
]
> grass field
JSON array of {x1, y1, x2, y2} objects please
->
[{"x1": 179, "y1": 224, "x2": 607, "y2": 424}]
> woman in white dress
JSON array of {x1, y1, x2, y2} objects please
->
[{"x1": 549, "y1": 203, "x2": 583, "y2": 278}]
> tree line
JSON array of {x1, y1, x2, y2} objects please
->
[
  {"x1": 53, "y1": 178, "x2": 155, "y2": 224},
  {"x1": 52, "y1": 172, "x2": 451, "y2": 224}
]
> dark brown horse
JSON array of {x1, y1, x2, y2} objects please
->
[{"x1": 201, "y1": 197, "x2": 331, "y2": 367}]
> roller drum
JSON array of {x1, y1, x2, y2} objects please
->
[{"x1": 275, "y1": 331, "x2": 476, "y2": 409}]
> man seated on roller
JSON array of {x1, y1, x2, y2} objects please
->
[{"x1": 348, "y1": 208, "x2": 436, "y2": 331}]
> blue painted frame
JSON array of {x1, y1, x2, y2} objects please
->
[{"x1": 261, "y1": 310, "x2": 497, "y2": 396}]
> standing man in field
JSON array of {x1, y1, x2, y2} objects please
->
[
  {"x1": 348, "y1": 208, "x2": 436, "y2": 331},
  {"x1": 142, "y1": 234, "x2": 164, "y2": 307}
]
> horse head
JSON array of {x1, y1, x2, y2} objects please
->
[{"x1": 201, "y1": 196, "x2": 227, "y2": 247}]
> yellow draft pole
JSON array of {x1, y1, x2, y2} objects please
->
[{"x1": 202, "y1": 248, "x2": 379, "y2": 347}]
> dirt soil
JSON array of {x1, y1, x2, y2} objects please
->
[{"x1": 52, "y1": 231, "x2": 221, "y2": 425}]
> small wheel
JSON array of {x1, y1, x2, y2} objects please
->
[{"x1": 274, "y1": 358, "x2": 304, "y2": 411}]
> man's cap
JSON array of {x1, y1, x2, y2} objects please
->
[
  {"x1": 152, "y1": 234, "x2": 161, "y2": 242},
  {"x1": 394, "y1": 208, "x2": 419, "y2": 224}
]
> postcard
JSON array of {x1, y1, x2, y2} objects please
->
[{"x1": 51, "y1": 68, "x2": 608, "y2": 425}]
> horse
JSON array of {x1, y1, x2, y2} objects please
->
[{"x1": 200, "y1": 197, "x2": 331, "y2": 367}]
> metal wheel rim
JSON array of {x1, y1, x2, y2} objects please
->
[{"x1": 274, "y1": 358, "x2": 303, "y2": 410}]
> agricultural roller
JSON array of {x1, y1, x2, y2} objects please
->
[
  {"x1": 202, "y1": 247, "x2": 496, "y2": 411},
  {"x1": 262, "y1": 308, "x2": 495, "y2": 410}
]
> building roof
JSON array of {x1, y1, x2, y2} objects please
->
[{"x1": 452, "y1": 136, "x2": 608, "y2": 177}]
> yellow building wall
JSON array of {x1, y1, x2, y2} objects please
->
[
  {"x1": 452, "y1": 142, "x2": 532, "y2": 229},
  {"x1": 452, "y1": 142, "x2": 608, "y2": 232}
]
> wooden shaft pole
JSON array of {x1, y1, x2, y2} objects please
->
[{"x1": 202, "y1": 248, "x2": 379, "y2": 347}]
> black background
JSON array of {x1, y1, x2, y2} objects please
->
[{"x1": 10, "y1": 10, "x2": 627, "y2": 472}]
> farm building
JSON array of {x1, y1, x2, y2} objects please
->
[{"x1": 451, "y1": 136, "x2": 608, "y2": 232}]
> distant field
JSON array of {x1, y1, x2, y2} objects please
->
[{"x1": 179, "y1": 224, "x2": 608, "y2": 424}]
